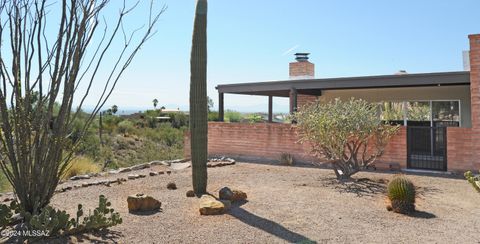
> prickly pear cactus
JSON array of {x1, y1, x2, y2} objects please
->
[{"x1": 387, "y1": 175, "x2": 416, "y2": 214}]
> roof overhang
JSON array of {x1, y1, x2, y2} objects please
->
[{"x1": 216, "y1": 71, "x2": 470, "y2": 97}]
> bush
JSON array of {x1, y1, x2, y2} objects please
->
[
  {"x1": 225, "y1": 110, "x2": 242, "y2": 122},
  {"x1": 464, "y1": 171, "x2": 480, "y2": 192},
  {"x1": 246, "y1": 113, "x2": 264, "y2": 123},
  {"x1": 117, "y1": 120, "x2": 136, "y2": 134},
  {"x1": 292, "y1": 98, "x2": 399, "y2": 180},
  {"x1": 63, "y1": 157, "x2": 101, "y2": 180},
  {"x1": 387, "y1": 176, "x2": 416, "y2": 214},
  {"x1": 208, "y1": 111, "x2": 219, "y2": 121}
]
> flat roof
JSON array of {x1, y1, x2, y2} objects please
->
[{"x1": 216, "y1": 71, "x2": 470, "y2": 97}]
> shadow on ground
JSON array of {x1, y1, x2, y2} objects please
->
[
  {"x1": 228, "y1": 200, "x2": 315, "y2": 243},
  {"x1": 407, "y1": 210, "x2": 437, "y2": 219},
  {"x1": 320, "y1": 177, "x2": 387, "y2": 197}
]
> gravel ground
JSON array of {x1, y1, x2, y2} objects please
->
[{"x1": 6, "y1": 162, "x2": 480, "y2": 243}]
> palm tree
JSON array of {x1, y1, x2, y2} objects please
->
[
  {"x1": 153, "y1": 98, "x2": 159, "y2": 109},
  {"x1": 190, "y1": 0, "x2": 208, "y2": 195}
]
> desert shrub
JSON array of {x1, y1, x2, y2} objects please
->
[
  {"x1": 246, "y1": 113, "x2": 264, "y2": 123},
  {"x1": 280, "y1": 153, "x2": 294, "y2": 165},
  {"x1": 117, "y1": 120, "x2": 136, "y2": 134},
  {"x1": 464, "y1": 171, "x2": 480, "y2": 192},
  {"x1": 168, "y1": 112, "x2": 188, "y2": 128},
  {"x1": 225, "y1": 110, "x2": 242, "y2": 122},
  {"x1": 387, "y1": 176, "x2": 416, "y2": 214},
  {"x1": 63, "y1": 157, "x2": 101, "y2": 180},
  {"x1": 292, "y1": 98, "x2": 399, "y2": 180},
  {"x1": 208, "y1": 111, "x2": 219, "y2": 121}
]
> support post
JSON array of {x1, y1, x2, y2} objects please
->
[
  {"x1": 268, "y1": 95, "x2": 273, "y2": 123},
  {"x1": 289, "y1": 88, "x2": 298, "y2": 114},
  {"x1": 218, "y1": 92, "x2": 224, "y2": 122}
]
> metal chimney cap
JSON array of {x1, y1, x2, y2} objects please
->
[{"x1": 294, "y1": 53, "x2": 310, "y2": 62}]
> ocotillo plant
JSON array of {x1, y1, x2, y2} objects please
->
[{"x1": 190, "y1": 0, "x2": 208, "y2": 195}]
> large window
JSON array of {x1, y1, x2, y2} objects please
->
[{"x1": 379, "y1": 100, "x2": 460, "y2": 127}]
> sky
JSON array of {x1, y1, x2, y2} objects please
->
[{"x1": 70, "y1": 1, "x2": 480, "y2": 113}]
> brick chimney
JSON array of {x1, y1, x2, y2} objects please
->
[
  {"x1": 469, "y1": 34, "x2": 480, "y2": 128},
  {"x1": 289, "y1": 53, "x2": 314, "y2": 79}
]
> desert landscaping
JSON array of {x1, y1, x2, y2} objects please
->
[{"x1": 1, "y1": 160, "x2": 476, "y2": 243}]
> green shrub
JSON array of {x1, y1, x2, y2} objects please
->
[
  {"x1": 225, "y1": 110, "x2": 242, "y2": 122},
  {"x1": 208, "y1": 111, "x2": 219, "y2": 121},
  {"x1": 0, "y1": 171, "x2": 10, "y2": 193},
  {"x1": 464, "y1": 171, "x2": 480, "y2": 192},
  {"x1": 117, "y1": 120, "x2": 136, "y2": 134},
  {"x1": 387, "y1": 176, "x2": 416, "y2": 214},
  {"x1": 246, "y1": 113, "x2": 263, "y2": 123},
  {"x1": 0, "y1": 203, "x2": 13, "y2": 230}
]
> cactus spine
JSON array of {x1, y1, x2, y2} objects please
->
[
  {"x1": 387, "y1": 175, "x2": 416, "y2": 214},
  {"x1": 190, "y1": 0, "x2": 208, "y2": 195}
]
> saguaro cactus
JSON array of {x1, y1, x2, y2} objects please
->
[{"x1": 190, "y1": 0, "x2": 208, "y2": 195}]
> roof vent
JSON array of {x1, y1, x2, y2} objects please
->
[
  {"x1": 394, "y1": 70, "x2": 408, "y2": 75},
  {"x1": 294, "y1": 53, "x2": 310, "y2": 62}
]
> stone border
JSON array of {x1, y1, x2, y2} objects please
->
[{"x1": 1, "y1": 157, "x2": 236, "y2": 202}]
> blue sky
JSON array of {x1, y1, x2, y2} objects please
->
[{"x1": 89, "y1": 0, "x2": 480, "y2": 113}]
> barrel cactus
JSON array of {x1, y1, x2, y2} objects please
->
[
  {"x1": 189, "y1": 0, "x2": 208, "y2": 195},
  {"x1": 387, "y1": 175, "x2": 416, "y2": 214}
]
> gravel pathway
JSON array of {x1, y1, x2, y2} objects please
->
[{"x1": 11, "y1": 162, "x2": 480, "y2": 243}]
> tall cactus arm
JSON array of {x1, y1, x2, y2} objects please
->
[{"x1": 190, "y1": 0, "x2": 208, "y2": 195}]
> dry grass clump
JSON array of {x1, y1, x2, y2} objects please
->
[{"x1": 63, "y1": 157, "x2": 101, "y2": 179}]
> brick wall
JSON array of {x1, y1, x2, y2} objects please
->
[
  {"x1": 297, "y1": 94, "x2": 318, "y2": 109},
  {"x1": 184, "y1": 122, "x2": 408, "y2": 167}
]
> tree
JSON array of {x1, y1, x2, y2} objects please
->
[
  {"x1": 0, "y1": 1, "x2": 163, "y2": 215},
  {"x1": 189, "y1": 0, "x2": 208, "y2": 195},
  {"x1": 153, "y1": 98, "x2": 159, "y2": 109},
  {"x1": 112, "y1": 105, "x2": 118, "y2": 115},
  {"x1": 292, "y1": 98, "x2": 399, "y2": 180},
  {"x1": 207, "y1": 96, "x2": 214, "y2": 112}
]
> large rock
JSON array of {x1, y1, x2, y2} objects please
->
[
  {"x1": 127, "y1": 194, "x2": 161, "y2": 212},
  {"x1": 231, "y1": 190, "x2": 247, "y2": 202},
  {"x1": 199, "y1": 195, "x2": 227, "y2": 215},
  {"x1": 219, "y1": 187, "x2": 233, "y2": 200},
  {"x1": 219, "y1": 187, "x2": 247, "y2": 202}
]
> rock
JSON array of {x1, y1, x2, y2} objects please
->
[
  {"x1": 118, "y1": 167, "x2": 132, "y2": 173},
  {"x1": 170, "y1": 162, "x2": 191, "y2": 171},
  {"x1": 128, "y1": 174, "x2": 139, "y2": 180},
  {"x1": 219, "y1": 187, "x2": 234, "y2": 200},
  {"x1": 167, "y1": 182, "x2": 177, "y2": 190},
  {"x1": 166, "y1": 170, "x2": 172, "y2": 175},
  {"x1": 149, "y1": 172, "x2": 158, "y2": 176},
  {"x1": 158, "y1": 171, "x2": 165, "y2": 175},
  {"x1": 231, "y1": 190, "x2": 247, "y2": 202},
  {"x1": 131, "y1": 163, "x2": 150, "y2": 171},
  {"x1": 108, "y1": 169, "x2": 119, "y2": 174},
  {"x1": 138, "y1": 174, "x2": 146, "y2": 178},
  {"x1": 81, "y1": 183, "x2": 91, "y2": 187},
  {"x1": 199, "y1": 195, "x2": 226, "y2": 215},
  {"x1": 127, "y1": 193, "x2": 161, "y2": 212},
  {"x1": 118, "y1": 178, "x2": 127, "y2": 182},
  {"x1": 70, "y1": 174, "x2": 90, "y2": 181},
  {"x1": 186, "y1": 190, "x2": 195, "y2": 197}
]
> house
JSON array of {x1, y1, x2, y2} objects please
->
[{"x1": 185, "y1": 33, "x2": 480, "y2": 172}]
